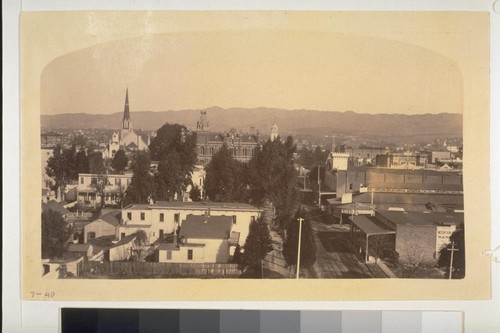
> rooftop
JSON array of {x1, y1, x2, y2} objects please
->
[
  {"x1": 353, "y1": 192, "x2": 464, "y2": 206},
  {"x1": 124, "y1": 201, "x2": 261, "y2": 212},
  {"x1": 349, "y1": 215, "x2": 396, "y2": 235},
  {"x1": 42, "y1": 200, "x2": 70, "y2": 216},
  {"x1": 154, "y1": 201, "x2": 261, "y2": 211},
  {"x1": 377, "y1": 211, "x2": 464, "y2": 226},
  {"x1": 97, "y1": 210, "x2": 121, "y2": 226},
  {"x1": 114, "y1": 233, "x2": 137, "y2": 247},
  {"x1": 157, "y1": 243, "x2": 180, "y2": 251},
  {"x1": 179, "y1": 215, "x2": 233, "y2": 240},
  {"x1": 66, "y1": 244, "x2": 92, "y2": 252}
]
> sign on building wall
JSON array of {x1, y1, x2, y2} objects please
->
[
  {"x1": 341, "y1": 193, "x2": 353, "y2": 204},
  {"x1": 436, "y1": 225, "x2": 457, "y2": 253}
]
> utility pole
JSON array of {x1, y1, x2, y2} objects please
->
[
  {"x1": 317, "y1": 165, "x2": 321, "y2": 207},
  {"x1": 447, "y1": 240, "x2": 459, "y2": 279},
  {"x1": 296, "y1": 217, "x2": 304, "y2": 279}
]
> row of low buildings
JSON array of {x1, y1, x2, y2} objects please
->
[
  {"x1": 333, "y1": 145, "x2": 462, "y2": 170},
  {"x1": 43, "y1": 200, "x2": 262, "y2": 278},
  {"x1": 322, "y1": 150, "x2": 464, "y2": 266}
]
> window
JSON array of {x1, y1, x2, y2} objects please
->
[
  {"x1": 159, "y1": 213, "x2": 164, "y2": 222},
  {"x1": 251, "y1": 216, "x2": 256, "y2": 223},
  {"x1": 187, "y1": 249, "x2": 193, "y2": 260},
  {"x1": 349, "y1": 183, "x2": 353, "y2": 190},
  {"x1": 115, "y1": 178, "x2": 121, "y2": 185},
  {"x1": 127, "y1": 212, "x2": 132, "y2": 220},
  {"x1": 167, "y1": 251, "x2": 172, "y2": 260},
  {"x1": 80, "y1": 177, "x2": 84, "y2": 184},
  {"x1": 87, "y1": 232, "x2": 96, "y2": 240},
  {"x1": 140, "y1": 212, "x2": 145, "y2": 220},
  {"x1": 91, "y1": 177, "x2": 97, "y2": 185},
  {"x1": 174, "y1": 213, "x2": 180, "y2": 223},
  {"x1": 121, "y1": 232, "x2": 125, "y2": 239},
  {"x1": 232, "y1": 215, "x2": 237, "y2": 225}
]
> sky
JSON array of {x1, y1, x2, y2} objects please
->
[{"x1": 29, "y1": 12, "x2": 487, "y2": 116}]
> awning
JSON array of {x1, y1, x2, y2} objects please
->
[{"x1": 349, "y1": 215, "x2": 395, "y2": 236}]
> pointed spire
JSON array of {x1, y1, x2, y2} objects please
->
[{"x1": 122, "y1": 88, "x2": 131, "y2": 130}]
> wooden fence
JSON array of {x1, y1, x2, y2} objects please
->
[{"x1": 82, "y1": 261, "x2": 241, "y2": 279}]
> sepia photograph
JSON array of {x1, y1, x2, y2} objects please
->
[{"x1": 23, "y1": 10, "x2": 490, "y2": 300}]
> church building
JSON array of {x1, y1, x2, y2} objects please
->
[{"x1": 105, "y1": 89, "x2": 149, "y2": 159}]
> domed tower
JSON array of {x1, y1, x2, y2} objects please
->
[
  {"x1": 197, "y1": 110, "x2": 209, "y2": 131},
  {"x1": 270, "y1": 120, "x2": 279, "y2": 142}
]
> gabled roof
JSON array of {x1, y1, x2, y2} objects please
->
[
  {"x1": 114, "y1": 234, "x2": 137, "y2": 247},
  {"x1": 88, "y1": 235, "x2": 116, "y2": 248},
  {"x1": 179, "y1": 215, "x2": 232, "y2": 240},
  {"x1": 42, "y1": 200, "x2": 70, "y2": 215},
  {"x1": 126, "y1": 141, "x2": 138, "y2": 149},
  {"x1": 97, "y1": 210, "x2": 121, "y2": 226}
]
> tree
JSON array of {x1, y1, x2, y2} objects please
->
[
  {"x1": 74, "y1": 148, "x2": 89, "y2": 174},
  {"x1": 148, "y1": 123, "x2": 197, "y2": 201},
  {"x1": 437, "y1": 225, "x2": 465, "y2": 279},
  {"x1": 189, "y1": 185, "x2": 202, "y2": 202},
  {"x1": 308, "y1": 164, "x2": 326, "y2": 192},
  {"x1": 111, "y1": 149, "x2": 128, "y2": 173},
  {"x1": 248, "y1": 136, "x2": 300, "y2": 231},
  {"x1": 368, "y1": 234, "x2": 396, "y2": 262},
  {"x1": 298, "y1": 146, "x2": 330, "y2": 170},
  {"x1": 154, "y1": 153, "x2": 187, "y2": 201},
  {"x1": 232, "y1": 244, "x2": 242, "y2": 266},
  {"x1": 131, "y1": 230, "x2": 149, "y2": 261},
  {"x1": 46, "y1": 145, "x2": 77, "y2": 199},
  {"x1": 89, "y1": 173, "x2": 109, "y2": 209},
  {"x1": 283, "y1": 210, "x2": 317, "y2": 271},
  {"x1": 89, "y1": 152, "x2": 105, "y2": 174},
  {"x1": 205, "y1": 144, "x2": 248, "y2": 202},
  {"x1": 41, "y1": 209, "x2": 73, "y2": 259},
  {"x1": 241, "y1": 217, "x2": 273, "y2": 271},
  {"x1": 123, "y1": 151, "x2": 153, "y2": 206}
]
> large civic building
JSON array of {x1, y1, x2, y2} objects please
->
[{"x1": 194, "y1": 111, "x2": 262, "y2": 166}]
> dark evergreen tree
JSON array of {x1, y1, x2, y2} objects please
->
[
  {"x1": 232, "y1": 244, "x2": 242, "y2": 267},
  {"x1": 153, "y1": 153, "x2": 186, "y2": 201},
  {"x1": 74, "y1": 148, "x2": 89, "y2": 174},
  {"x1": 205, "y1": 144, "x2": 248, "y2": 202},
  {"x1": 111, "y1": 149, "x2": 128, "y2": 173},
  {"x1": 283, "y1": 210, "x2": 317, "y2": 270},
  {"x1": 437, "y1": 225, "x2": 465, "y2": 279},
  {"x1": 189, "y1": 185, "x2": 202, "y2": 202},
  {"x1": 46, "y1": 144, "x2": 77, "y2": 199},
  {"x1": 308, "y1": 164, "x2": 325, "y2": 192},
  {"x1": 241, "y1": 217, "x2": 273, "y2": 271},
  {"x1": 148, "y1": 123, "x2": 197, "y2": 201},
  {"x1": 89, "y1": 151, "x2": 105, "y2": 174},
  {"x1": 248, "y1": 136, "x2": 299, "y2": 230},
  {"x1": 123, "y1": 151, "x2": 153, "y2": 206},
  {"x1": 41, "y1": 209, "x2": 72, "y2": 259}
]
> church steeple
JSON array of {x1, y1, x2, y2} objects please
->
[
  {"x1": 122, "y1": 88, "x2": 131, "y2": 130},
  {"x1": 270, "y1": 119, "x2": 279, "y2": 142}
]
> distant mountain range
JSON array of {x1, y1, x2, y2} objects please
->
[{"x1": 41, "y1": 107, "x2": 462, "y2": 139}]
